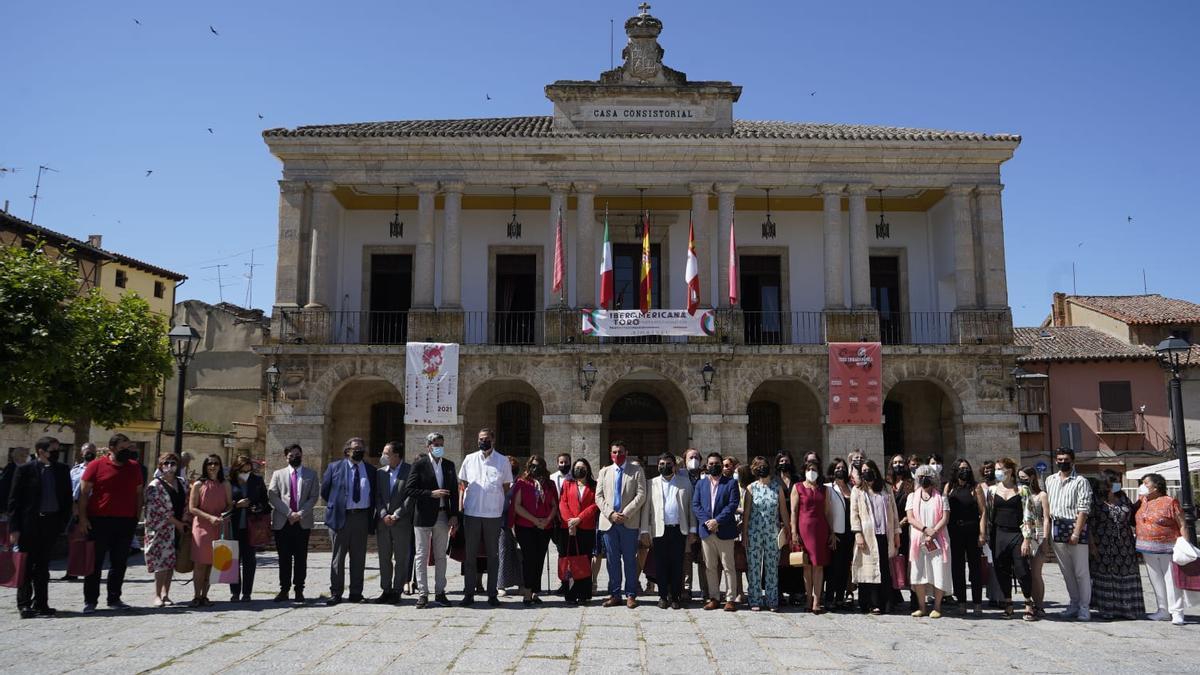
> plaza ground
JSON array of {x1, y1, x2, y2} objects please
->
[{"x1": 1, "y1": 546, "x2": 1197, "y2": 674}]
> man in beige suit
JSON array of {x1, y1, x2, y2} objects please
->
[
  {"x1": 267, "y1": 444, "x2": 319, "y2": 602},
  {"x1": 595, "y1": 441, "x2": 646, "y2": 608},
  {"x1": 641, "y1": 452, "x2": 697, "y2": 609}
]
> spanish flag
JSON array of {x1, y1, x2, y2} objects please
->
[{"x1": 639, "y1": 210, "x2": 651, "y2": 314}]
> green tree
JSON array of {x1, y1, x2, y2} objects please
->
[
  {"x1": 0, "y1": 243, "x2": 78, "y2": 401},
  {"x1": 13, "y1": 289, "x2": 174, "y2": 446}
]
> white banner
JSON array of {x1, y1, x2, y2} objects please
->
[
  {"x1": 580, "y1": 308, "x2": 716, "y2": 337},
  {"x1": 404, "y1": 342, "x2": 459, "y2": 425}
]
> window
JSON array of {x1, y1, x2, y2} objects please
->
[
  {"x1": 1059, "y1": 422, "x2": 1082, "y2": 451},
  {"x1": 496, "y1": 401, "x2": 532, "y2": 458},
  {"x1": 1016, "y1": 382, "x2": 1047, "y2": 414},
  {"x1": 740, "y1": 256, "x2": 783, "y2": 344},
  {"x1": 1098, "y1": 381, "x2": 1134, "y2": 432},
  {"x1": 612, "y1": 243, "x2": 661, "y2": 310},
  {"x1": 115, "y1": 269, "x2": 127, "y2": 288},
  {"x1": 154, "y1": 280, "x2": 165, "y2": 298}
]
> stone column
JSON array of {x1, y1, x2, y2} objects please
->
[
  {"x1": 440, "y1": 180, "x2": 464, "y2": 309},
  {"x1": 948, "y1": 184, "x2": 978, "y2": 309},
  {"x1": 574, "y1": 182, "x2": 597, "y2": 308},
  {"x1": 715, "y1": 182, "x2": 738, "y2": 308},
  {"x1": 547, "y1": 182, "x2": 570, "y2": 307},
  {"x1": 412, "y1": 180, "x2": 438, "y2": 309},
  {"x1": 976, "y1": 184, "x2": 1008, "y2": 308},
  {"x1": 274, "y1": 180, "x2": 306, "y2": 307},
  {"x1": 847, "y1": 183, "x2": 872, "y2": 309},
  {"x1": 821, "y1": 183, "x2": 846, "y2": 309},
  {"x1": 305, "y1": 181, "x2": 339, "y2": 309},
  {"x1": 689, "y1": 182, "x2": 712, "y2": 308}
]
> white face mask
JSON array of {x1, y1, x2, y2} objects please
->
[
  {"x1": 1110, "y1": 482, "x2": 1122, "y2": 494},
  {"x1": 1137, "y1": 484, "x2": 1149, "y2": 497},
  {"x1": 687, "y1": 458, "x2": 700, "y2": 471},
  {"x1": 933, "y1": 463, "x2": 943, "y2": 475},
  {"x1": 994, "y1": 469, "x2": 1006, "y2": 482},
  {"x1": 238, "y1": 472, "x2": 250, "y2": 483},
  {"x1": 805, "y1": 470, "x2": 819, "y2": 483}
]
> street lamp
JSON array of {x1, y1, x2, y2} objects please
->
[
  {"x1": 579, "y1": 362, "x2": 598, "y2": 400},
  {"x1": 265, "y1": 363, "x2": 281, "y2": 402},
  {"x1": 700, "y1": 362, "x2": 716, "y2": 401},
  {"x1": 1155, "y1": 334, "x2": 1196, "y2": 544},
  {"x1": 168, "y1": 324, "x2": 201, "y2": 455}
]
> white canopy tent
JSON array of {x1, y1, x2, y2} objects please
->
[{"x1": 1126, "y1": 452, "x2": 1200, "y2": 482}]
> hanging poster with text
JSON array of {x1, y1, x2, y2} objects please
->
[
  {"x1": 405, "y1": 342, "x2": 459, "y2": 425},
  {"x1": 581, "y1": 308, "x2": 716, "y2": 337},
  {"x1": 828, "y1": 342, "x2": 883, "y2": 425}
]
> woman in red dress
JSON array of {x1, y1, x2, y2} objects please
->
[{"x1": 791, "y1": 458, "x2": 834, "y2": 613}]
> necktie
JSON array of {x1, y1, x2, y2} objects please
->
[
  {"x1": 613, "y1": 466, "x2": 624, "y2": 513},
  {"x1": 289, "y1": 470, "x2": 299, "y2": 512},
  {"x1": 352, "y1": 463, "x2": 361, "y2": 503}
]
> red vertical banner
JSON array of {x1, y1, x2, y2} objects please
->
[{"x1": 828, "y1": 342, "x2": 883, "y2": 425}]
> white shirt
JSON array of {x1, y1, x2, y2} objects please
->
[
  {"x1": 826, "y1": 482, "x2": 850, "y2": 534},
  {"x1": 659, "y1": 474, "x2": 684, "y2": 526},
  {"x1": 459, "y1": 450, "x2": 513, "y2": 518},
  {"x1": 551, "y1": 470, "x2": 569, "y2": 494}
]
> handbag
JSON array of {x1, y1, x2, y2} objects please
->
[
  {"x1": 557, "y1": 537, "x2": 591, "y2": 582},
  {"x1": 788, "y1": 545, "x2": 809, "y2": 567},
  {"x1": 175, "y1": 525, "x2": 194, "y2": 574},
  {"x1": 1172, "y1": 559, "x2": 1200, "y2": 592},
  {"x1": 0, "y1": 548, "x2": 27, "y2": 589},
  {"x1": 213, "y1": 524, "x2": 240, "y2": 584},
  {"x1": 735, "y1": 540, "x2": 748, "y2": 573},
  {"x1": 776, "y1": 528, "x2": 788, "y2": 550},
  {"x1": 67, "y1": 528, "x2": 95, "y2": 577},
  {"x1": 1051, "y1": 517, "x2": 1088, "y2": 544},
  {"x1": 889, "y1": 554, "x2": 909, "y2": 590},
  {"x1": 247, "y1": 513, "x2": 272, "y2": 549}
]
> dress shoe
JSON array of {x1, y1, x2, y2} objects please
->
[
  {"x1": 723, "y1": 601, "x2": 737, "y2": 612},
  {"x1": 273, "y1": 591, "x2": 289, "y2": 602},
  {"x1": 602, "y1": 596, "x2": 621, "y2": 608},
  {"x1": 294, "y1": 590, "x2": 306, "y2": 603},
  {"x1": 670, "y1": 601, "x2": 681, "y2": 610},
  {"x1": 108, "y1": 600, "x2": 133, "y2": 611},
  {"x1": 487, "y1": 597, "x2": 501, "y2": 607},
  {"x1": 374, "y1": 593, "x2": 394, "y2": 604},
  {"x1": 19, "y1": 608, "x2": 37, "y2": 619},
  {"x1": 657, "y1": 599, "x2": 669, "y2": 609},
  {"x1": 348, "y1": 594, "x2": 365, "y2": 603},
  {"x1": 415, "y1": 595, "x2": 428, "y2": 609},
  {"x1": 435, "y1": 594, "x2": 451, "y2": 606},
  {"x1": 460, "y1": 596, "x2": 475, "y2": 607},
  {"x1": 703, "y1": 599, "x2": 719, "y2": 611},
  {"x1": 35, "y1": 607, "x2": 56, "y2": 617},
  {"x1": 626, "y1": 597, "x2": 638, "y2": 609},
  {"x1": 325, "y1": 596, "x2": 342, "y2": 606}
]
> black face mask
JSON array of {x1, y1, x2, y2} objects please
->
[
  {"x1": 1057, "y1": 460, "x2": 1072, "y2": 472},
  {"x1": 116, "y1": 449, "x2": 136, "y2": 462},
  {"x1": 1018, "y1": 478, "x2": 1030, "y2": 487},
  {"x1": 83, "y1": 452, "x2": 97, "y2": 463},
  {"x1": 558, "y1": 464, "x2": 570, "y2": 474},
  {"x1": 659, "y1": 464, "x2": 674, "y2": 477},
  {"x1": 528, "y1": 464, "x2": 542, "y2": 475},
  {"x1": 834, "y1": 468, "x2": 849, "y2": 481},
  {"x1": 861, "y1": 470, "x2": 875, "y2": 482},
  {"x1": 288, "y1": 456, "x2": 302, "y2": 468},
  {"x1": 350, "y1": 449, "x2": 366, "y2": 462},
  {"x1": 47, "y1": 450, "x2": 60, "y2": 464},
  {"x1": 778, "y1": 462, "x2": 793, "y2": 474},
  {"x1": 851, "y1": 459, "x2": 863, "y2": 468},
  {"x1": 753, "y1": 466, "x2": 769, "y2": 478},
  {"x1": 707, "y1": 464, "x2": 722, "y2": 476},
  {"x1": 920, "y1": 476, "x2": 934, "y2": 489},
  {"x1": 892, "y1": 465, "x2": 907, "y2": 478},
  {"x1": 479, "y1": 440, "x2": 492, "y2": 451},
  {"x1": 957, "y1": 468, "x2": 972, "y2": 480},
  {"x1": 572, "y1": 467, "x2": 587, "y2": 479}
]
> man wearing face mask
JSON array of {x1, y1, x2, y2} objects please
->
[
  {"x1": 692, "y1": 452, "x2": 740, "y2": 611},
  {"x1": 374, "y1": 441, "x2": 412, "y2": 605},
  {"x1": 7, "y1": 436, "x2": 71, "y2": 618},
  {"x1": 458, "y1": 428, "x2": 513, "y2": 607},
  {"x1": 681, "y1": 448, "x2": 707, "y2": 602},
  {"x1": 321, "y1": 437, "x2": 378, "y2": 605},
  {"x1": 642, "y1": 453, "x2": 696, "y2": 609},
  {"x1": 77, "y1": 434, "x2": 144, "y2": 613},
  {"x1": 596, "y1": 441, "x2": 647, "y2": 608},
  {"x1": 405, "y1": 433, "x2": 459, "y2": 608},
  {"x1": 1044, "y1": 448, "x2": 1093, "y2": 620},
  {"x1": 268, "y1": 444, "x2": 318, "y2": 603}
]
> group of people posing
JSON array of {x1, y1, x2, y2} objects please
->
[{"x1": 3, "y1": 433, "x2": 1192, "y2": 625}]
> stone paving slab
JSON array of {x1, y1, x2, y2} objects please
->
[{"x1": 0, "y1": 550, "x2": 1197, "y2": 673}]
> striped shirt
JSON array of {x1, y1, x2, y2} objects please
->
[{"x1": 1045, "y1": 472, "x2": 1091, "y2": 520}]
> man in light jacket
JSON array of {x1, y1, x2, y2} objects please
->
[
  {"x1": 595, "y1": 441, "x2": 646, "y2": 608},
  {"x1": 641, "y1": 452, "x2": 696, "y2": 609},
  {"x1": 267, "y1": 444, "x2": 319, "y2": 603}
]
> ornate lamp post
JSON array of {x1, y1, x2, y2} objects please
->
[
  {"x1": 579, "y1": 362, "x2": 598, "y2": 400},
  {"x1": 1156, "y1": 335, "x2": 1196, "y2": 543},
  {"x1": 168, "y1": 324, "x2": 201, "y2": 455},
  {"x1": 265, "y1": 364, "x2": 281, "y2": 403},
  {"x1": 700, "y1": 362, "x2": 716, "y2": 401}
]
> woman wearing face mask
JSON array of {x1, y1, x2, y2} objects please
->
[
  {"x1": 741, "y1": 457, "x2": 790, "y2": 611},
  {"x1": 907, "y1": 464, "x2": 951, "y2": 618},
  {"x1": 559, "y1": 459, "x2": 598, "y2": 605},
  {"x1": 824, "y1": 459, "x2": 854, "y2": 609},
  {"x1": 773, "y1": 451, "x2": 804, "y2": 606},
  {"x1": 227, "y1": 454, "x2": 268, "y2": 602},
  {"x1": 1135, "y1": 473, "x2": 1188, "y2": 624},
  {"x1": 850, "y1": 460, "x2": 900, "y2": 614},
  {"x1": 790, "y1": 459, "x2": 833, "y2": 613},
  {"x1": 944, "y1": 459, "x2": 986, "y2": 615},
  {"x1": 1017, "y1": 466, "x2": 1050, "y2": 619},
  {"x1": 496, "y1": 455, "x2": 525, "y2": 598},
  {"x1": 1087, "y1": 470, "x2": 1144, "y2": 619},
  {"x1": 513, "y1": 455, "x2": 559, "y2": 606},
  {"x1": 926, "y1": 454, "x2": 944, "y2": 478},
  {"x1": 189, "y1": 454, "x2": 231, "y2": 607},
  {"x1": 987, "y1": 458, "x2": 1033, "y2": 618},
  {"x1": 889, "y1": 454, "x2": 916, "y2": 610},
  {"x1": 144, "y1": 453, "x2": 187, "y2": 607},
  {"x1": 847, "y1": 450, "x2": 865, "y2": 487}
]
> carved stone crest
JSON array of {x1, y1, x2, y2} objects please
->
[
  {"x1": 624, "y1": 38, "x2": 662, "y2": 81},
  {"x1": 976, "y1": 365, "x2": 1007, "y2": 401}
]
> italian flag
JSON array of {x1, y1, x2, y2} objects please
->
[
  {"x1": 685, "y1": 215, "x2": 699, "y2": 315},
  {"x1": 599, "y1": 206, "x2": 614, "y2": 310},
  {"x1": 639, "y1": 210, "x2": 652, "y2": 314}
]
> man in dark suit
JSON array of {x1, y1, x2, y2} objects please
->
[
  {"x1": 692, "y1": 451, "x2": 739, "y2": 612},
  {"x1": 321, "y1": 437, "x2": 377, "y2": 605},
  {"x1": 404, "y1": 432, "x2": 459, "y2": 608},
  {"x1": 6, "y1": 436, "x2": 71, "y2": 618},
  {"x1": 374, "y1": 441, "x2": 412, "y2": 604}
]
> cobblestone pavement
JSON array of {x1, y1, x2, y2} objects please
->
[{"x1": 1, "y1": 546, "x2": 1196, "y2": 674}]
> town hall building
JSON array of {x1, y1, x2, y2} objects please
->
[{"x1": 259, "y1": 6, "x2": 1023, "y2": 474}]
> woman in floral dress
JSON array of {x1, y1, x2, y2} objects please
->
[
  {"x1": 144, "y1": 453, "x2": 187, "y2": 607},
  {"x1": 741, "y1": 456, "x2": 790, "y2": 611},
  {"x1": 1089, "y1": 471, "x2": 1145, "y2": 619}
]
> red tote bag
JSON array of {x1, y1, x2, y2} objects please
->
[
  {"x1": 557, "y1": 537, "x2": 591, "y2": 582},
  {"x1": 0, "y1": 549, "x2": 28, "y2": 589},
  {"x1": 1173, "y1": 560, "x2": 1200, "y2": 592},
  {"x1": 247, "y1": 514, "x2": 272, "y2": 549},
  {"x1": 889, "y1": 554, "x2": 909, "y2": 590},
  {"x1": 67, "y1": 537, "x2": 95, "y2": 577}
]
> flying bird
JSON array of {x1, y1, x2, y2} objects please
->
[
  {"x1": 1127, "y1": 216, "x2": 1133, "y2": 224},
  {"x1": 257, "y1": 113, "x2": 264, "y2": 119},
  {"x1": 207, "y1": 128, "x2": 214, "y2": 134},
  {"x1": 209, "y1": 25, "x2": 219, "y2": 36},
  {"x1": 133, "y1": 18, "x2": 141, "y2": 25},
  {"x1": 485, "y1": 93, "x2": 491, "y2": 101},
  {"x1": 145, "y1": 170, "x2": 153, "y2": 177}
]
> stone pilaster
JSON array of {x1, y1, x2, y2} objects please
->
[
  {"x1": 688, "y1": 414, "x2": 723, "y2": 454},
  {"x1": 548, "y1": 182, "x2": 571, "y2": 307},
  {"x1": 688, "y1": 182, "x2": 712, "y2": 309},
  {"x1": 715, "y1": 182, "x2": 738, "y2": 308},
  {"x1": 821, "y1": 183, "x2": 846, "y2": 309},
  {"x1": 412, "y1": 180, "x2": 438, "y2": 309},
  {"x1": 574, "y1": 182, "x2": 597, "y2": 308},
  {"x1": 948, "y1": 184, "x2": 978, "y2": 309},
  {"x1": 544, "y1": 414, "x2": 602, "y2": 462},
  {"x1": 305, "y1": 181, "x2": 339, "y2": 309},
  {"x1": 274, "y1": 180, "x2": 307, "y2": 307},
  {"x1": 440, "y1": 180, "x2": 464, "y2": 309},
  {"x1": 976, "y1": 184, "x2": 1008, "y2": 309},
  {"x1": 826, "y1": 424, "x2": 884, "y2": 465},
  {"x1": 847, "y1": 183, "x2": 872, "y2": 309}
]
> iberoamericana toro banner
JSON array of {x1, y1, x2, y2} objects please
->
[
  {"x1": 828, "y1": 342, "x2": 883, "y2": 425},
  {"x1": 581, "y1": 308, "x2": 716, "y2": 337},
  {"x1": 405, "y1": 342, "x2": 459, "y2": 425}
]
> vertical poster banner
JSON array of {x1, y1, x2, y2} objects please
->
[
  {"x1": 405, "y1": 342, "x2": 459, "y2": 425},
  {"x1": 828, "y1": 342, "x2": 883, "y2": 425}
]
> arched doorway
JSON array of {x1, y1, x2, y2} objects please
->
[
  {"x1": 463, "y1": 378, "x2": 545, "y2": 465},
  {"x1": 600, "y1": 372, "x2": 690, "y2": 474},
  {"x1": 608, "y1": 392, "x2": 669, "y2": 469},
  {"x1": 883, "y1": 380, "x2": 958, "y2": 458},
  {"x1": 746, "y1": 378, "x2": 824, "y2": 463},
  {"x1": 328, "y1": 377, "x2": 404, "y2": 465}
]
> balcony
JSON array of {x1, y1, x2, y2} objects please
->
[
  {"x1": 272, "y1": 308, "x2": 1013, "y2": 347},
  {"x1": 1095, "y1": 410, "x2": 1143, "y2": 434}
]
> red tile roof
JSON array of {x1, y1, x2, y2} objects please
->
[
  {"x1": 1014, "y1": 326, "x2": 1158, "y2": 363},
  {"x1": 1068, "y1": 294, "x2": 1200, "y2": 325}
]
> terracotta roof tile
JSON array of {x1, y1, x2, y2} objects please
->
[
  {"x1": 1014, "y1": 326, "x2": 1157, "y2": 363},
  {"x1": 1067, "y1": 294, "x2": 1200, "y2": 325},
  {"x1": 263, "y1": 116, "x2": 1021, "y2": 142}
]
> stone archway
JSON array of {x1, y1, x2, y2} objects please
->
[
  {"x1": 746, "y1": 378, "x2": 824, "y2": 463},
  {"x1": 883, "y1": 380, "x2": 960, "y2": 460},
  {"x1": 462, "y1": 378, "x2": 545, "y2": 463},
  {"x1": 600, "y1": 371, "x2": 690, "y2": 473},
  {"x1": 327, "y1": 376, "x2": 404, "y2": 465}
]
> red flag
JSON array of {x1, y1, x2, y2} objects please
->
[
  {"x1": 552, "y1": 206, "x2": 565, "y2": 301},
  {"x1": 685, "y1": 215, "x2": 699, "y2": 315},
  {"x1": 599, "y1": 206, "x2": 613, "y2": 310},
  {"x1": 639, "y1": 211, "x2": 652, "y2": 314},
  {"x1": 728, "y1": 214, "x2": 738, "y2": 306}
]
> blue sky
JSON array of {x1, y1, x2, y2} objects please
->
[{"x1": 3, "y1": 0, "x2": 1198, "y2": 327}]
